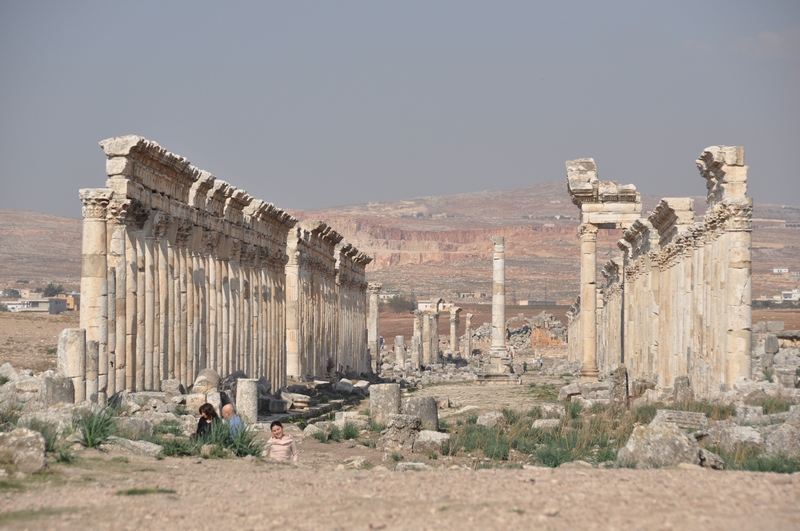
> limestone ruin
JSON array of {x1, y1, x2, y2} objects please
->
[
  {"x1": 566, "y1": 146, "x2": 753, "y2": 399},
  {"x1": 61, "y1": 135, "x2": 374, "y2": 404}
]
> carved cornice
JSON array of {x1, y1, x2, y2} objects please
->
[{"x1": 152, "y1": 212, "x2": 172, "y2": 238}]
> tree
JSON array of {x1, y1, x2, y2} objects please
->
[
  {"x1": 2, "y1": 289, "x2": 19, "y2": 298},
  {"x1": 43, "y1": 283, "x2": 64, "y2": 297},
  {"x1": 386, "y1": 295, "x2": 417, "y2": 313}
]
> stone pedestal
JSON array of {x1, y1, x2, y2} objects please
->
[
  {"x1": 236, "y1": 378, "x2": 259, "y2": 424},
  {"x1": 369, "y1": 383, "x2": 401, "y2": 426},
  {"x1": 401, "y1": 396, "x2": 438, "y2": 431}
]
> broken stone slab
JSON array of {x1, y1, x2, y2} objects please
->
[
  {"x1": 256, "y1": 376, "x2": 272, "y2": 396},
  {"x1": 540, "y1": 404, "x2": 566, "y2": 419},
  {"x1": 304, "y1": 424, "x2": 326, "y2": 438},
  {"x1": 40, "y1": 376, "x2": 74, "y2": 407},
  {"x1": 706, "y1": 424, "x2": 764, "y2": 453},
  {"x1": 18, "y1": 408, "x2": 75, "y2": 436},
  {"x1": 115, "y1": 418, "x2": 154, "y2": 439},
  {"x1": 477, "y1": 411, "x2": 504, "y2": 429},
  {"x1": 332, "y1": 418, "x2": 369, "y2": 431},
  {"x1": 15, "y1": 378, "x2": 41, "y2": 393},
  {"x1": 762, "y1": 424, "x2": 800, "y2": 456},
  {"x1": 353, "y1": 380, "x2": 371, "y2": 392},
  {"x1": 412, "y1": 430, "x2": 450, "y2": 454},
  {"x1": 698, "y1": 448, "x2": 725, "y2": 470},
  {"x1": 345, "y1": 456, "x2": 371, "y2": 469},
  {"x1": 377, "y1": 414, "x2": 421, "y2": 451},
  {"x1": 269, "y1": 399, "x2": 289, "y2": 414},
  {"x1": 558, "y1": 383, "x2": 581, "y2": 402},
  {"x1": 617, "y1": 423, "x2": 701, "y2": 469},
  {"x1": 161, "y1": 379, "x2": 185, "y2": 401},
  {"x1": 395, "y1": 462, "x2": 427, "y2": 472},
  {"x1": 0, "y1": 428, "x2": 46, "y2": 474},
  {"x1": 533, "y1": 419, "x2": 561, "y2": 430},
  {"x1": 401, "y1": 397, "x2": 439, "y2": 431},
  {"x1": 650, "y1": 410, "x2": 708, "y2": 430},
  {"x1": 184, "y1": 393, "x2": 207, "y2": 414},
  {"x1": 580, "y1": 381, "x2": 610, "y2": 398}
]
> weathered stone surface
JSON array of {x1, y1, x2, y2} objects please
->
[
  {"x1": 304, "y1": 424, "x2": 325, "y2": 438},
  {"x1": 610, "y1": 365, "x2": 628, "y2": 403},
  {"x1": 651, "y1": 410, "x2": 708, "y2": 430},
  {"x1": 673, "y1": 377, "x2": 693, "y2": 404},
  {"x1": 161, "y1": 379, "x2": 185, "y2": 398},
  {"x1": 698, "y1": 448, "x2": 725, "y2": 470},
  {"x1": 18, "y1": 409, "x2": 74, "y2": 435},
  {"x1": 235, "y1": 379, "x2": 259, "y2": 424},
  {"x1": 333, "y1": 379, "x2": 354, "y2": 395},
  {"x1": 396, "y1": 462, "x2": 427, "y2": 472},
  {"x1": 0, "y1": 362, "x2": 20, "y2": 383},
  {"x1": 763, "y1": 424, "x2": 800, "y2": 456},
  {"x1": 617, "y1": 423, "x2": 701, "y2": 469},
  {"x1": 0, "y1": 428, "x2": 46, "y2": 474},
  {"x1": 344, "y1": 456, "x2": 371, "y2": 469},
  {"x1": 370, "y1": 384, "x2": 401, "y2": 426},
  {"x1": 401, "y1": 397, "x2": 438, "y2": 431},
  {"x1": 558, "y1": 383, "x2": 581, "y2": 402},
  {"x1": 540, "y1": 404, "x2": 566, "y2": 419},
  {"x1": 256, "y1": 376, "x2": 272, "y2": 396},
  {"x1": 477, "y1": 411, "x2": 504, "y2": 429},
  {"x1": 377, "y1": 414, "x2": 421, "y2": 451},
  {"x1": 220, "y1": 370, "x2": 248, "y2": 393},
  {"x1": 206, "y1": 392, "x2": 223, "y2": 416},
  {"x1": 332, "y1": 418, "x2": 369, "y2": 431},
  {"x1": 15, "y1": 378, "x2": 41, "y2": 393},
  {"x1": 765, "y1": 334, "x2": 780, "y2": 355},
  {"x1": 533, "y1": 419, "x2": 561, "y2": 430},
  {"x1": 184, "y1": 393, "x2": 207, "y2": 414},
  {"x1": 269, "y1": 399, "x2": 289, "y2": 413},
  {"x1": 193, "y1": 369, "x2": 220, "y2": 394},
  {"x1": 40, "y1": 376, "x2": 74, "y2": 406},
  {"x1": 434, "y1": 396, "x2": 451, "y2": 409},
  {"x1": 706, "y1": 424, "x2": 764, "y2": 453},
  {"x1": 102, "y1": 436, "x2": 163, "y2": 457},
  {"x1": 115, "y1": 418, "x2": 154, "y2": 439},
  {"x1": 412, "y1": 430, "x2": 450, "y2": 454}
]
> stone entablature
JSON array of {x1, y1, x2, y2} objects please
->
[
  {"x1": 570, "y1": 145, "x2": 752, "y2": 399},
  {"x1": 67, "y1": 135, "x2": 371, "y2": 403}
]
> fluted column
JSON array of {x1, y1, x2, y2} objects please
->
[
  {"x1": 449, "y1": 306, "x2": 461, "y2": 356},
  {"x1": 465, "y1": 312, "x2": 473, "y2": 357},
  {"x1": 490, "y1": 236, "x2": 508, "y2": 367},
  {"x1": 411, "y1": 309, "x2": 421, "y2": 368},
  {"x1": 579, "y1": 224, "x2": 599, "y2": 382}
]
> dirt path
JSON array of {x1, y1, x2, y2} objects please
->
[{"x1": 1, "y1": 446, "x2": 798, "y2": 530}]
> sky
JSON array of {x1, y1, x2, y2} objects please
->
[{"x1": 1, "y1": 1, "x2": 798, "y2": 219}]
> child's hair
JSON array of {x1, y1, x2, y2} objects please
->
[{"x1": 270, "y1": 420, "x2": 283, "y2": 430}]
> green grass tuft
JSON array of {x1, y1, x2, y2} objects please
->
[
  {"x1": 116, "y1": 488, "x2": 177, "y2": 496},
  {"x1": 75, "y1": 407, "x2": 116, "y2": 448},
  {"x1": 312, "y1": 431, "x2": 329, "y2": 443},
  {"x1": 342, "y1": 423, "x2": 359, "y2": 440}
]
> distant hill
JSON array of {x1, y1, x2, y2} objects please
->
[{"x1": 2, "y1": 181, "x2": 799, "y2": 302}]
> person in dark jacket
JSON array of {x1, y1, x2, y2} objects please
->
[{"x1": 194, "y1": 402, "x2": 219, "y2": 439}]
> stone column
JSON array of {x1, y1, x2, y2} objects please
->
[
  {"x1": 79, "y1": 189, "x2": 113, "y2": 402},
  {"x1": 489, "y1": 236, "x2": 508, "y2": 367},
  {"x1": 579, "y1": 223, "x2": 599, "y2": 382},
  {"x1": 236, "y1": 378, "x2": 259, "y2": 424},
  {"x1": 394, "y1": 335, "x2": 405, "y2": 366},
  {"x1": 369, "y1": 383, "x2": 401, "y2": 426},
  {"x1": 421, "y1": 310, "x2": 431, "y2": 365},
  {"x1": 411, "y1": 310, "x2": 422, "y2": 369},
  {"x1": 465, "y1": 312, "x2": 473, "y2": 357},
  {"x1": 58, "y1": 328, "x2": 86, "y2": 403},
  {"x1": 367, "y1": 283, "x2": 382, "y2": 373},
  {"x1": 449, "y1": 306, "x2": 461, "y2": 356}
]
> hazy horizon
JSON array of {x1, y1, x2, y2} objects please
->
[{"x1": 2, "y1": 1, "x2": 798, "y2": 218}]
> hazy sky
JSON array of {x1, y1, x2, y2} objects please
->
[{"x1": 1, "y1": 1, "x2": 798, "y2": 219}]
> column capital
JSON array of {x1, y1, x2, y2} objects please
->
[
  {"x1": 579, "y1": 223, "x2": 599, "y2": 241},
  {"x1": 79, "y1": 189, "x2": 114, "y2": 220},
  {"x1": 367, "y1": 283, "x2": 382, "y2": 294}
]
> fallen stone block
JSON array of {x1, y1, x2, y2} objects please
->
[
  {"x1": 401, "y1": 397, "x2": 439, "y2": 431},
  {"x1": 557, "y1": 383, "x2": 581, "y2": 402},
  {"x1": 0, "y1": 428, "x2": 46, "y2": 474},
  {"x1": 396, "y1": 462, "x2": 426, "y2": 472},
  {"x1": 333, "y1": 379, "x2": 354, "y2": 395},
  {"x1": 15, "y1": 378, "x2": 41, "y2": 393},
  {"x1": 540, "y1": 404, "x2": 566, "y2": 419},
  {"x1": 650, "y1": 410, "x2": 708, "y2": 430},
  {"x1": 533, "y1": 419, "x2": 561, "y2": 430},
  {"x1": 115, "y1": 417, "x2": 154, "y2": 439},
  {"x1": 617, "y1": 423, "x2": 701, "y2": 469},
  {"x1": 763, "y1": 424, "x2": 800, "y2": 456},
  {"x1": 377, "y1": 414, "x2": 421, "y2": 451},
  {"x1": 706, "y1": 424, "x2": 763, "y2": 453},
  {"x1": 269, "y1": 399, "x2": 289, "y2": 414},
  {"x1": 184, "y1": 393, "x2": 207, "y2": 414},
  {"x1": 412, "y1": 430, "x2": 450, "y2": 454},
  {"x1": 477, "y1": 411, "x2": 504, "y2": 429},
  {"x1": 192, "y1": 369, "x2": 220, "y2": 394},
  {"x1": 370, "y1": 384, "x2": 401, "y2": 426},
  {"x1": 40, "y1": 376, "x2": 74, "y2": 407}
]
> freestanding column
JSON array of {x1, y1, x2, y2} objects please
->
[
  {"x1": 411, "y1": 309, "x2": 422, "y2": 368},
  {"x1": 394, "y1": 335, "x2": 405, "y2": 366},
  {"x1": 79, "y1": 189, "x2": 113, "y2": 403},
  {"x1": 490, "y1": 236, "x2": 508, "y2": 364},
  {"x1": 465, "y1": 312, "x2": 473, "y2": 357},
  {"x1": 579, "y1": 223, "x2": 599, "y2": 382},
  {"x1": 449, "y1": 306, "x2": 461, "y2": 357},
  {"x1": 367, "y1": 283, "x2": 382, "y2": 373}
]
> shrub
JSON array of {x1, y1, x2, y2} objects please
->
[
  {"x1": 632, "y1": 404, "x2": 658, "y2": 425},
  {"x1": 707, "y1": 445, "x2": 800, "y2": 474},
  {"x1": 670, "y1": 401, "x2": 736, "y2": 421},
  {"x1": 24, "y1": 420, "x2": 59, "y2": 453},
  {"x1": 466, "y1": 413, "x2": 478, "y2": 425},
  {"x1": 55, "y1": 446, "x2": 75, "y2": 464},
  {"x1": 75, "y1": 408, "x2": 116, "y2": 448},
  {"x1": 759, "y1": 396, "x2": 794, "y2": 415},
  {"x1": 160, "y1": 438, "x2": 200, "y2": 457},
  {"x1": 154, "y1": 420, "x2": 183, "y2": 437},
  {"x1": 438, "y1": 419, "x2": 451, "y2": 431},
  {"x1": 502, "y1": 409, "x2": 521, "y2": 425},
  {"x1": 566, "y1": 401, "x2": 582, "y2": 420},
  {"x1": 312, "y1": 431, "x2": 329, "y2": 444},
  {"x1": 201, "y1": 419, "x2": 262, "y2": 457},
  {"x1": 391, "y1": 453, "x2": 403, "y2": 462},
  {"x1": 763, "y1": 368, "x2": 775, "y2": 383},
  {"x1": 368, "y1": 420, "x2": 385, "y2": 433},
  {"x1": 329, "y1": 426, "x2": 342, "y2": 442},
  {"x1": 342, "y1": 423, "x2": 359, "y2": 440},
  {"x1": 0, "y1": 375, "x2": 10, "y2": 386}
]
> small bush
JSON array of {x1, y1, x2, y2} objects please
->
[
  {"x1": 428, "y1": 453, "x2": 438, "y2": 460},
  {"x1": 566, "y1": 401, "x2": 582, "y2": 420},
  {"x1": 342, "y1": 423, "x2": 359, "y2": 440},
  {"x1": 160, "y1": 438, "x2": 200, "y2": 457},
  {"x1": 368, "y1": 420, "x2": 385, "y2": 433},
  {"x1": 76, "y1": 408, "x2": 116, "y2": 448},
  {"x1": 312, "y1": 431, "x2": 329, "y2": 443},
  {"x1": 56, "y1": 446, "x2": 75, "y2": 464},
  {"x1": 154, "y1": 420, "x2": 183, "y2": 437},
  {"x1": 632, "y1": 404, "x2": 658, "y2": 425},
  {"x1": 0, "y1": 375, "x2": 10, "y2": 386},
  {"x1": 759, "y1": 396, "x2": 794, "y2": 415},
  {"x1": 502, "y1": 409, "x2": 521, "y2": 425},
  {"x1": 360, "y1": 409, "x2": 370, "y2": 416},
  {"x1": 708, "y1": 445, "x2": 800, "y2": 474},
  {"x1": 466, "y1": 413, "x2": 478, "y2": 425},
  {"x1": 25, "y1": 420, "x2": 59, "y2": 453},
  {"x1": 438, "y1": 419, "x2": 451, "y2": 431},
  {"x1": 671, "y1": 401, "x2": 736, "y2": 421},
  {"x1": 526, "y1": 407, "x2": 543, "y2": 420},
  {"x1": 391, "y1": 453, "x2": 403, "y2": 462},
  {"x1": 329, "y1": 425, "x2": 342, "y2": 442}
]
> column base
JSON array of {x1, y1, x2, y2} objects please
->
[{"x1": 580, "y1": 366, "x2": 599, "y2": 382}]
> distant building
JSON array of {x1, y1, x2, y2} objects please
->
[
  {"x1": 7, "y1": 298, "x2": 67, "y2": 314},
  {"x1": 57, "y1": 292, "x2": 80, "y2": 311},
  {"x1": 773, "y1": 268, "x2": 789, "y2": 274},
  {"x1": 781, "y1": 288, "x2": 800, "y2": 302}
]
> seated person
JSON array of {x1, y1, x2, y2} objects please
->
[
  {"x1": 221, "y1": 403, "x2": 245, "y2": 436},
  {"x1": 264, "y1": 420, "x2": 298, "y2": 462},
  {"x1": 194, "y1": 402, "x2": 219, "y2": 439}
]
